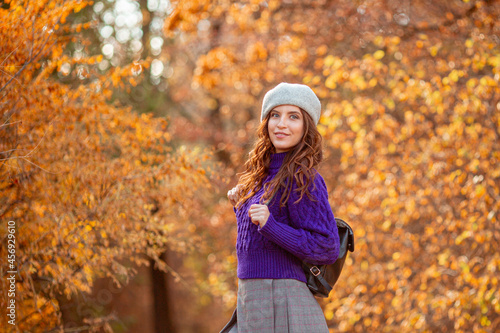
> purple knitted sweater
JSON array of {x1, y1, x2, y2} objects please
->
[{"x1": 235, "y1": 152, "x2": 340, "y2": 283}]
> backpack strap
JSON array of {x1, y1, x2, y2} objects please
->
[{"x1": 303, "y1": 263, "x2": 333, "y2": 294}]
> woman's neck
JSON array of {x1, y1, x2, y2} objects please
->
[{"x1": 269, "y1": 152, "x2": 287, "y2": 172}]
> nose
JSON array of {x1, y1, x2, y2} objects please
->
[{"x1": 277, "y1": 116, "x2": 287, "y2": 128}]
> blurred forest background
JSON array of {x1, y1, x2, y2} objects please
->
[{"x1": 1, "y1": 0, "x2": 499, "y2": 332}]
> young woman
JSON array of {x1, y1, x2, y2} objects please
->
[{"x1": 220, "y1": 82, "x2": 340, "y2": 333}]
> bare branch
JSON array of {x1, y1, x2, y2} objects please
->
[
  {"x1": 0, "y1": 43, "x2": 23, "y2": 67},
  {"x1": 0, "y1": 120, "x2": 22, "y2": 128},
  {"x1": 20, "y1": 156, "x2": 62, "y2": 175},
  {"x1": 0, "y1": 17, "x2": 55, "y2": 96}
]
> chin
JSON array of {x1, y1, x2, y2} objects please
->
[{"x1": 275, "y1": 147, "x2": 292, "y2": 153}]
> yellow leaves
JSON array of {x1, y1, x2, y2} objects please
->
[
  {"x1": 354, "y1": 227, "x2": 366, "y2": 238},
  {"x1": 429, "y1": 45, "x2": 440, "y2": 57},
  {"x1": 381, "y1": 220, "x2": 392, "y2": 231},
  {"x1": 474, "y1": 184, "x2": 486, "y2": 198},
  {"x1": 341, "y1": 101, "x2": 354, "y2": 117},
  {"x1": 325, "y1": 73, "x2": 337, "y2": 89},
  {"x1": 316, "y1": 44, "x2": 328, "y2": 56},
  {"x1": 437, "y1": 251, "x2": 450, "y2": 266},
  {"x1": 83, "y1": 192, "x2": 96, "y2": 208},
  {"x1": 449, "y1": 169, "x2": 464, "y2": 183},
  {"x1": 448, "y1": 69, "x2": 464, "y2": 82},
  {"x1": 324, "y1": 309, "x2": 334, "y2": 320},
  {"x1": 73, "y1": 2, "x2": 87, "y2": 13},
  {"x1": 481, "y1": 316, "x2": 492, "y2": 327},
  {"x1": 226, "y1": 254, "x2": 236, "y2": 264},
  {"x1": 373, "y1": 50, "x2": 385, "y2": 60},
  {"x1": 324, "y1": 55, "x2": 343, "y2": 69},
  {"x1": 302, "y1": 74, "x2": 319, "y2": 85},
  {"x1": 352, "y1": 75, "x2": 367, "y2": 90},
  {"x1": 245, "y1": 41, "x2": 268, "y2": 62},
  {"x1": 4, "y1": 64, "x2": 15, "y2": 73},
  {"x1": 402, "y1": 267, "x2": 413, "y2": 279},
  {"x1": 284, "y1": 64, "x2": 299, "y2": 75},
  {"x1": 487, "y1": 54, "x2": 500, "y2": 68},
  {"x1": 382, "y1": 37, "x2": 397, "y2": 49},
  {"x1": 387, "y1": 186, "x2": 398, "y2": 198},
  {"x1": 87, "y1": 54, "x2": 103, "y2": 65},
  {"x1": 479, "y1": 76, "x2": 497, "y2": 87},
  {"x1": 373, "y1": 35, "x2": 385, "y2": 48},
  {"x1": 466, "y1": 78, "x2": 478, "y2": 89},
  {"x1": 164, "y1": 7, "x2": 182, "y2": 34},
  {"x1": 391, "y1": 295, "x2": 402, "y2": 307},
  {"x1": 474, "y1": 232, "x2": 487, "y2": 244},
  {"x1": 129, "y1": 77, "x2": 137, "y2": 87},
  {"x1": 455, "y1": 230, "x2": 473, "y2": 245},
  {"x1": 198, "y1": 47, "x2": 234, "y2": 71},
  {"x1": 350, "y1": 120, "x2": 361, "y2": 133},
  {"x1": 387, "y1": 143, "x2": 396, "y2": 154},
  {"x1": 418, "y1": 33, "x2": 429, "y2": 41},
  {"x1": 383, "y1": 97, "x2": 396, "y2": 110}
]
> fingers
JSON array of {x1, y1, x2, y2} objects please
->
[
  {"x1": 248, "y1": 204, "x2": 266, "y2": 214},
  {"x1": 227, "y1": 185, "x2": 244, "y2": 206},
  {"x1": 228, "y1": 192, "x2": 237, "y2": 206},
  {"x1": 248, "y1": 204, "x2": 270, "y2": 227}
]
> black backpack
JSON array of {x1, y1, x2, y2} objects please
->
[{"x1": 301, "y1": 218, "x2": 354, "y2": 297}]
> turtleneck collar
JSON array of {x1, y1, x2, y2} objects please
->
[{"x1": 269, "y1": 152, "x2": 288, "y2": 172}]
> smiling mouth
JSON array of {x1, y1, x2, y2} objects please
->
[{"x1": 274, "y1": 132, "x2": 289, "y2": 138}]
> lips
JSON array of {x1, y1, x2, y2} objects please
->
[{"x1": 274, "y1": 132, "x2": 289, "y2": 138}]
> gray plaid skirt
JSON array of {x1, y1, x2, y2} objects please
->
[{"x1": 220, "y1": 279, "x2": 329, "y2": 333}]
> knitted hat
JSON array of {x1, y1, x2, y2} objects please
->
[{"x1": 261, "y1": 82, "x2": 322, "y2": 125}]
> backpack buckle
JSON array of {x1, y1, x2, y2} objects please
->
[{"x1": 310, "y1": 266, "x2": 321, "y2": 276}]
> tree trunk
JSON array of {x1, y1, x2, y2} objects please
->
[{"x1": 150, "y1": 253, "x2": 176, "y2": 333}]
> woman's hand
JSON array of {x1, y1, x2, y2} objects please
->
[
  {"x1": 227, "y1": 184, "x2": 243, "y2": 206},
  {"x1": 248, "y1": 204, "x2": 270, "y2": 228}
]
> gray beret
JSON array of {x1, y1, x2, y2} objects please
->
[{"x1": 261, "y1": 82, "x2": 322, "y2": 125}]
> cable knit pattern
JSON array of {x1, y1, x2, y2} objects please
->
[{"x1": 235, "y1": 152, "x2": 340, "y2": 282}]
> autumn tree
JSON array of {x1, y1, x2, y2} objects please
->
[{"x1": 0, "y1": 0, "x2": 217, "y2": 331}]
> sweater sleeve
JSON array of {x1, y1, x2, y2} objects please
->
[{"x1": 258, "y1": 173, "x2": 340, "y2": 265}]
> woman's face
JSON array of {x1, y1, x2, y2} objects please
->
[{"x1": 268, "y1": 104, "x2": 305, "y2": 153}]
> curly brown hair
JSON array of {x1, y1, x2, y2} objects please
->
[{"x1": 236, "y1": 109, "x2": 323, "y2": 208}]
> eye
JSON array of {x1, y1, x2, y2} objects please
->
[
  {"x1": 290, "y1": 114, "x2": 300, "y2": 120},
  {"x1": 271, "y1": 112, "x2": 279, "y2": 117}
]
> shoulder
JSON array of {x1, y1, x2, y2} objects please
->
[
  {"x1": 312, "y1": 169, "x2": 326, "y2": 186},
  {"x1": 293, "y1": 169, "x2": 327, "y2": 190},
  {"x1": 289, "y1": 169, "x2": 328, "y2": 202},
  {"x1": 310, "y1": 171, "x2": 329, "y2": 198}
]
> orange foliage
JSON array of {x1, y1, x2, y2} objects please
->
[
  {"x1": 0, "y1": 0, "x2": 215, "y2": 331},
  {"x1": 165, "y1": 0, "x2": 500, "y2": 332}
]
